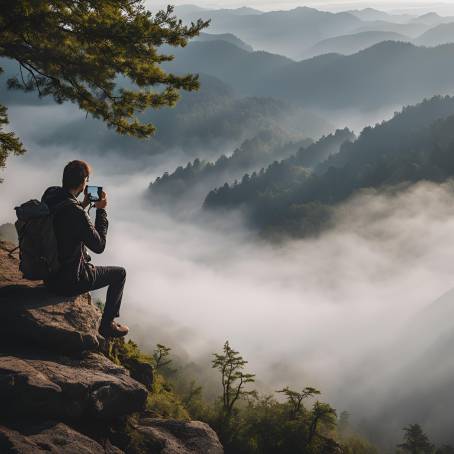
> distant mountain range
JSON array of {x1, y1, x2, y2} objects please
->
[
  {"x1": 165, "y1": 40, "x2": 454, "y2": 111},
  {"x1": 304, "y1": 22, "x2": 454, "y2": 57},
  {"x1": 175, "y1": 5, "x2": 363, "y2": 59},
  {"x1": 173, "y1": 5, "x2": 454, "y2": 59},
  {"x1": 175, "y1": 13, "x2": 454, "y2": 60}
]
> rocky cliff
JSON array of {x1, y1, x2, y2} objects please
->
[{"x1": 0, "y1": 240, "x2": 223, "y2": 453}]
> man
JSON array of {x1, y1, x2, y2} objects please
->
[{"x1": 42, "y1": 160, "x2": 129, "y2": 338}]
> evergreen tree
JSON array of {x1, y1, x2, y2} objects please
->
[
  {"x1": 276, "y1": 386, "x2": 320, "y2": 419},
  {"x1": 0, "y1": 103, "x2": 24, "y2": 180},
  {"x1": 212, "y1": 340, "x2": 256, "y2": 417},
  {"x1": 0, "y1": 0, "x2": 209, "y2": 171},
  {"x1": 398, "y1": 424, "x2": 435, "y2": 454}
]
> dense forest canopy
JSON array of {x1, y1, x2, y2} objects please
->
[{"x1": 147, "y1": 128, "x2": 313, "y2": 210}]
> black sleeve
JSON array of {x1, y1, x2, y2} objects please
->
[{"x1": 79, "y1": 208, "x2": 108, "y2": 254}]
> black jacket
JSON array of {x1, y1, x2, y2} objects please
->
[{"x1": 41, "y1": 186, "x2": 108, "y2": 291}]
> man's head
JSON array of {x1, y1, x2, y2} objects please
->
[{"x1": 62, "y1": 160, "x2": 91, "y2": 196}]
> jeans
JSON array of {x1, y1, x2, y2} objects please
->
[
  {"x1": 85, "y1": 265, "x2": 126, "y2": 322},
  {"x1": 46, "y1": 265, "x2": 126, "y2": 323}
]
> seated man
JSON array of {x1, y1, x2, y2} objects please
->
[{"x1": 42, "y1": 160, "x2": 129, "y2": 338}]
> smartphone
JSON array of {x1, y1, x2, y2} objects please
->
[{"x1": 86, "y1": 186, "x2": 103, "y2": 202}]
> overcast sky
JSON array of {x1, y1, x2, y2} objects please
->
[{"x1": 154, "y1": 1, "x2": 454, "y2": 14}]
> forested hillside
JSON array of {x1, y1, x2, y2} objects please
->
[
  {"x1": 147, "y1": 129, "x2": 313, "y2": 210},
  {"x1": 204, "y1": 96, "x2": 454, "y2": 236}
]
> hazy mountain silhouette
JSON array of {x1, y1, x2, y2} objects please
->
[
  {"x1": 410, "y1": 12, "x2": 453, "y2": 26},
  {"x1": 213, "y1": 6, "x2": 262, "y2": 16},
  {"x1": 254, "y1": 41, "x2": 454, "y2": 110},
  {"x1": 348, "y1": 8, "x2": 414, "y2": 23},
  {"x1": 414, "y1": 23, "x2": 454, "y2": 46},
  {"x1": 305, "y1": 30, "x2": 410, "y2": 57},
  {"x1": 164, "y1": 39, "x2": 454, "y2": 111},
  {"x1": 353, "y1": 20, "x2": 430, "y2": 37},
  {"x1": 194, "y1": 32, "x2": 253, "y2": 51},
  {"x1": 175, "y1": 6, "x2": 362, "y2": 59},
  {"x1": 164, "y1": 40, "x2": 292, "y2": 97}
]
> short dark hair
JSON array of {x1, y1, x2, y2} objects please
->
[{"x1": 62, "y1": 160, "x2": 91, "y2": 189}]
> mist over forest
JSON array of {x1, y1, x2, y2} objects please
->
[{"x1": 3, "y1": 2, "x2": 454, "y2": 452}]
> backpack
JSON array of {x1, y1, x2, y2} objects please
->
[{"x1": 14, "y1": 199, "x2": 72, "y2": 280}]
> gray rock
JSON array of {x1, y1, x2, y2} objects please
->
[
  {"x1": 0, "y1": 352, "x2": 147, "y2": 421},
  {"x1": 0, "y1": 285, "x2": 102, "y2": 353},
  {"x1": 132, "y1": 418, "x2": 224, "y2": 454},
  {"x1": 0, "y1": 422, "x2": 123, "y2": 453},
  {"x1": 0, "y1": 241, "x2": 102, "y2": 354}
]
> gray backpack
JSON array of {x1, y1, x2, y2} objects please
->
[{"x1": 14, "y1": 199, "x2": 72, "y2": 280}]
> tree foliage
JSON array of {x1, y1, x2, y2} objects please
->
[
  {"x1": 0, "y1": 0, "x2": 209, "y2": 170},
  {"x1": 212, "y1": 340, "x2": 256, "y2": 417},
  {"x1": 103, "y1": 334, "x2": 383, "y2": 454},
  {"x1": 0, "y1": 101, "x2": 25, "y2": 179},
  {"x1": 153, "y1": 343, "x2": 172, "y2": 371},
  {"x1": 276, "y1": 386, "x2": 321, "y2": 419},
  {"x1": 397, "y1": 424, "x2": 434, "y2": 454}
]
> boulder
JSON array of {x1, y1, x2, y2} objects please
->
[
  {"x1": 0, "y1": 241, "x2": 102, "y2": 353},
  {"x1": 0, "y1": 422, "x2": 123, "y2": 453},
  {"x1": 132, "y1": 418, "x2": 224, "y2": 454},
  {"x1": 0, "y1": 286, "x2": 102, "y2": 353},
  {"x1": 0, "y1": 352, "x2": 148, "y2": 421}
]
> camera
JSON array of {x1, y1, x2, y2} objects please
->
[{"x1": 86, "y1": 185, "x2": 103, "y2": 202}]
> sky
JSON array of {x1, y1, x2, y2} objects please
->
[{"x1": 153, "y1": 0, "x2": 454, "y2": 14}]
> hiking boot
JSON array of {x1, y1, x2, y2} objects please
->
[{"x1": 99, "y1": 320, "x2": 129, "y2": 338}]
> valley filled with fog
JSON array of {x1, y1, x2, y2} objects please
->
[{"x1": 3, "y1": 3, "x2": 454, "y2": 451}]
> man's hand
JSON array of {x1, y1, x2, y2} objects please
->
[
  {"x1": 95, "y1": 191, "x2": 107, "y2": 209},
  {"x1": 80, "y1": 186, "x2": 90, "y2": 210}
]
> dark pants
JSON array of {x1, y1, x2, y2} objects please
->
[
  {"x1": 47, "y1": 265, "x2": 126, "y2": 323},
  {"x1": 85, "y1": 266, "x2": 126, "y2": 322}
]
